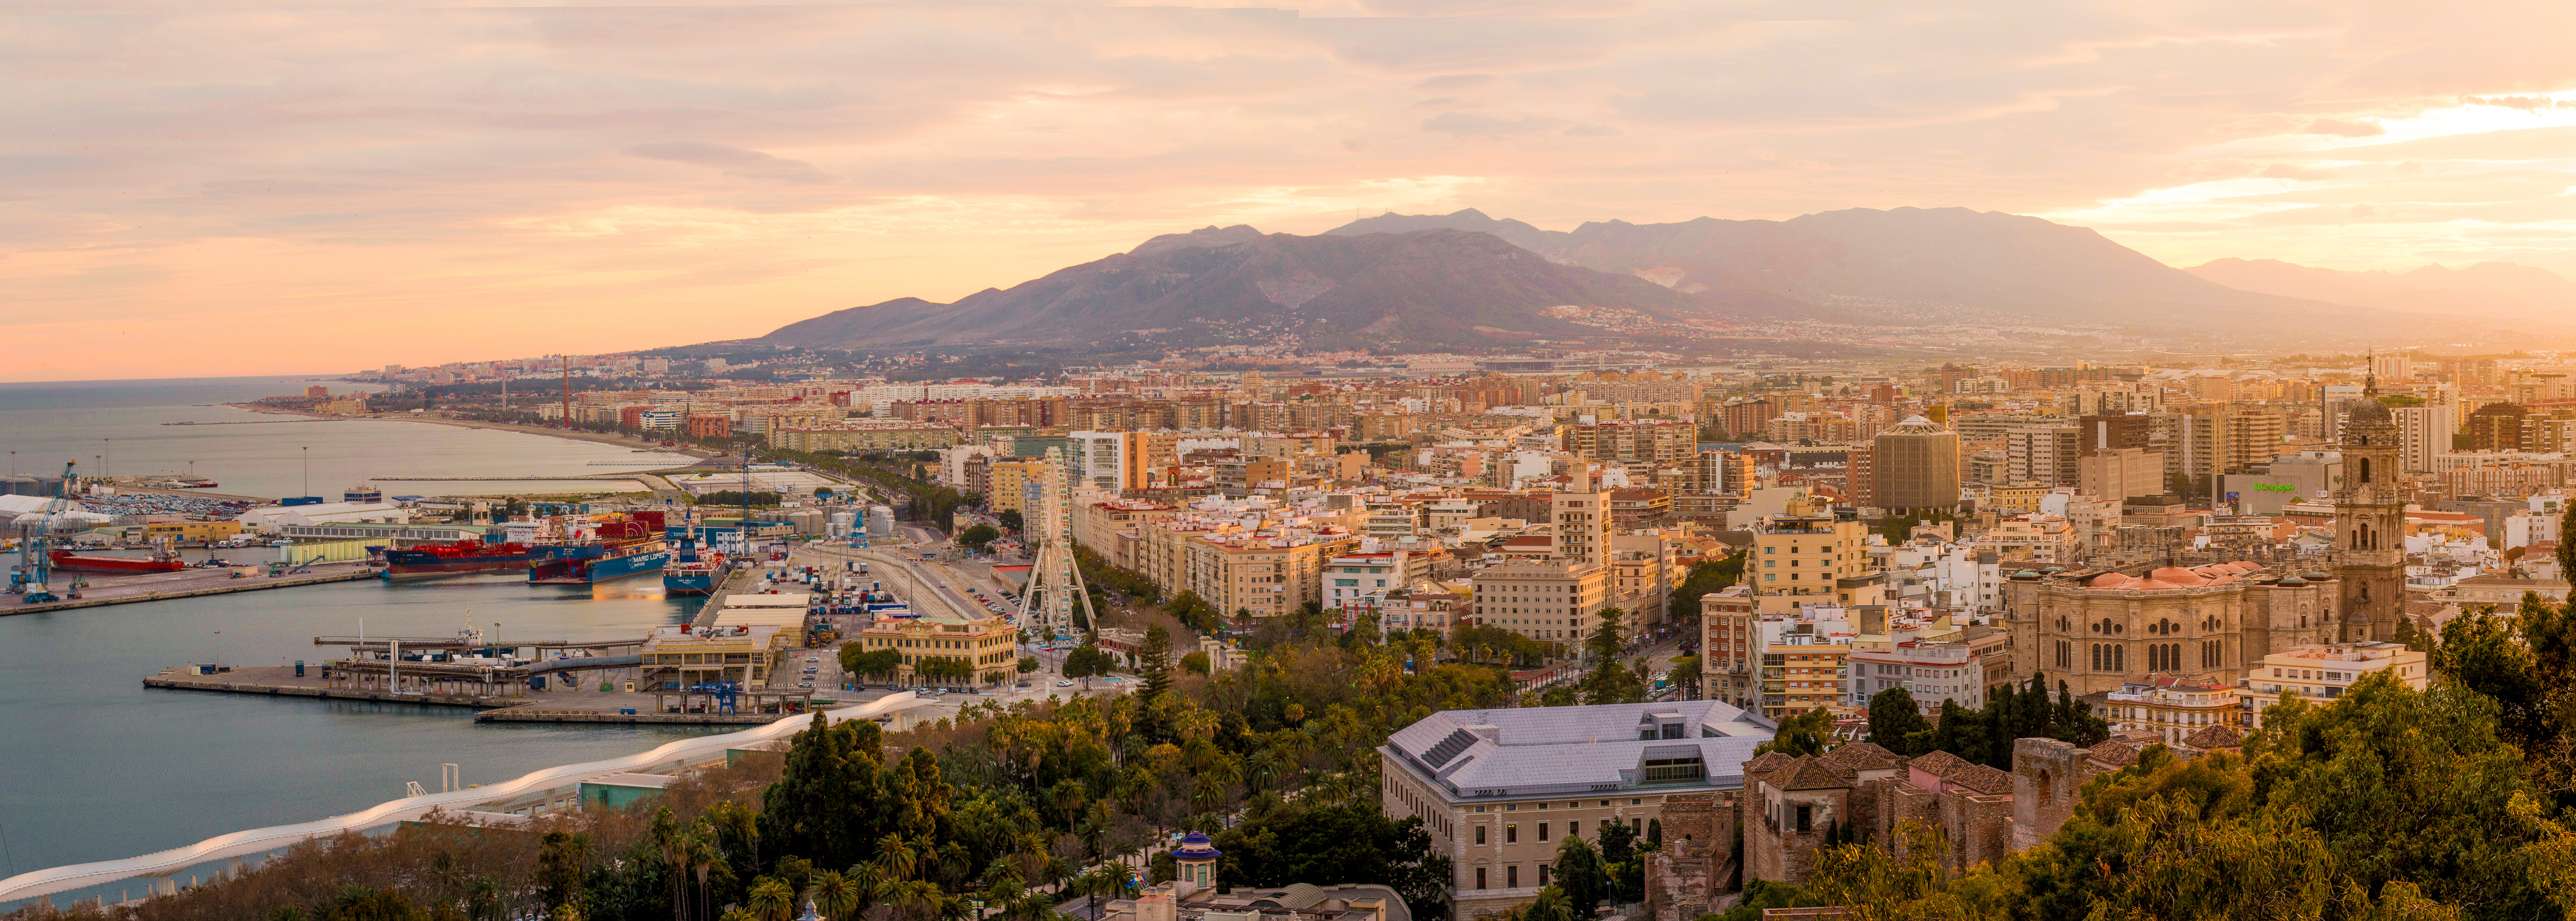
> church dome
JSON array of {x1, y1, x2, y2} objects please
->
[{"x1": 2346, "y1": 395, "x2": 2395, "y2": 429}]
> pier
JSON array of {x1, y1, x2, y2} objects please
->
[{"x1": 3, "y1": 564, "x2": 377, "y2": 617}]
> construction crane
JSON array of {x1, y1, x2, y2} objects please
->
[{"x1": 9, "y1": 461, "x2": 76, "y2": 603}]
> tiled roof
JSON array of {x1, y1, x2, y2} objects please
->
[
  {"x1": 1906, "y1": 749, "x2": 1976, "y2": 779},
  {"x1": 1742, "y1": 752, "x2": 1797, "y2": 777},
  {"x1": 1772, "y1": 756, "x2": 1859, "y2": 792},
  {"x1": 1950, "y1": 763, "x2": 2014, "y2": 795},
  {"x1": 2181, "y1": 724, "x2": 2245, "y2": 750},
  {"x1": 1818, "y1": 742, "x2": 1906, "y2": 772},
  {"x1": 2087, "y1": 739, "x2": 2146, "y2": 768}
]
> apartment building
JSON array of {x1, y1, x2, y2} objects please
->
[
  {"x1": 1559, "y1": 419, "x2": 1696, "y2": 475},
  {"x1": 1324, "y1": 548, "x2": 1443, "y2": 612},
  {"x1": 2236, "y1": 641, "x2": 2427, "y2": 728},
  {"x1": 1758, "y1": 613, "x2": 1855, "y2": 720},
  {"x1": 1846, "y1": 641, "x2": 1985, "y2": 715},
  {"x1": 1470, "y1": 558, "x2": 1612, "y2": 643},
  {"x1": 1378, "y1": 701, "x2": 1776, "y2": 919},
  {"x1": 1747, "y1": 496, "x2": 1877, "y2": 616},
  {"x1": 2094, "y1": 675, "x2": 2241, "y2": 744},
  {"x1": 1702, "y1": 586, "x2": 1757, "y2": 708}
]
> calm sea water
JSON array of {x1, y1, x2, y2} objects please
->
[{"x1": 0, "y1": 377, "x2": 722, "y2": 905}]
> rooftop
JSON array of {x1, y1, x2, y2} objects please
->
[{"x1": 1383, "y1": 700, "x2": 1776, "y2": 799}]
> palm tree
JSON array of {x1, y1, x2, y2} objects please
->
[
  {"x1": 748, "y1": 877, "x2": 797, "y2": 921},
  {"x1": 878, "y1": 834, "x2": 919, "y2": 880},
  {"x1": 1520, "y1": 885, "x2": 1575, "y2": 921},
  {"x1": 811, "y1": 870, "x2": 862, "y2": 920}
]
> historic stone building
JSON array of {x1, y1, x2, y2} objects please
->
[
  {"x1": 1999, "y1": 560, "x2": 2340, "y2": 696},
  {"x1": 1999, "y1": 385, "x2": 2404, "y2": 694},
  {"x1": 2333, "y1": 389, "x2": 2407, "y2": 643}
]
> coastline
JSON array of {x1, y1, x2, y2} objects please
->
[{"x1": 230, "y1": 404, "x2": 727, "y2": 461}]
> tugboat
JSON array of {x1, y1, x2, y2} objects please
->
[{"x1": 528, "y1": 511, "x2": 671, "y2": 585}]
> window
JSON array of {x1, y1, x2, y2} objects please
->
[
  {"x1": 1505, "y1": 824, "x2": 1518, "y2": 844},
  {"x1": 1476, "y1": 868, "x2": 1487, "y2": 890},
  {"x1": 1538, "y1": 865, "x2": 1551, "y2": 885},
  {"x1": 1568, "y1": 820, "x2": 1580, "y2": 838},
  {"x1": 1475, "y1": 826, "x2": 1487, "y2": 844},
  {"x1": 1507, "y1": 866, "x2": 1519, "y2": 888},
  {"x1": 1795, "y1": 804, "x2": 1812, "y2": 833},
  {"x1": 1538, "y1": 822, "x2": 1549, "y2": 842}
]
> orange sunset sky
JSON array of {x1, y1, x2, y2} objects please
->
[{"x1": 9, "y1": 0, "x2": 2575, "y2": 381}]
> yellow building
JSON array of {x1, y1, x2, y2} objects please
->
[
  {"x1": 1129, "y1": 521, "x2": 1356, "y2": 621},
  {"x1": 2236, "y1": 640, "x2": 2427, "y2": 728},
  {"x1": 1748, "y1": 495, "x2": 1878, "y2": 616},
  {"x1": 987, "y1": 459, "x2": 1039, "y2": 515},
  {"x1": 853, "y1": 614, "x2": 1022, "y2": 685},
  {"x1": 639, "y1": 625, "x2": 794, "y2": 691},
  {"x1": 144, "y1": 521, "x2": 242, "y2": 542}
]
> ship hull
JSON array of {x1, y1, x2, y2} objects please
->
[
  {"x1": 49, "y1": 552, "x2": 185, "y2": 573},
  {"x1": 662, "y1": 570, "x2": 716, "y2": 595},
  {"x1": 381, "y1": 552, "x2": 539, "y2": 578},
  {"x1": 530, "y1": 547, "x2": 670, "y2": 584}
]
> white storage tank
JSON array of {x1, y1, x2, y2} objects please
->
[
  {"x1": 829, "y1": 511, "x2": 858, "y2": 539},
  {"x1": 866, "y1": 505, "x2": 895, "y2": 537}
]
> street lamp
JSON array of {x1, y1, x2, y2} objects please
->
[{"x1": 302, "y1": 446, "x2": 310, "y2": 498}]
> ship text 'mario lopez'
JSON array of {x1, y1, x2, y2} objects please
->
[{"x1": 529, "y1": 511, "x2": 671, "y2": 585}]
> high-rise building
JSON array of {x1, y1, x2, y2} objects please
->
[
  {"x1": 1550, "y1": 467, "x2": 1613, "y2": 572},
  {"x1": 2467, "y1": 403, "x2": 2530, "y2": 453},
  {"x1": 2370, "y1": 353, "x2": 2413, "y2": 384},
  {"x1": 2077, "y1": 414, "x2": 2152, "y2": 451},
  {"x1": 1873, "y1": 415, "x2": 1961, "y2": 510},
  {"x1": 2392, "y1": 402, "x2": 2456, "y2": 474},
  {"x1": 2078, "y1": 447, "x2": 2164, "y2": 501},
  {"x1": 2004, "y1": 425, "x2": 2080, "y2": 487}
]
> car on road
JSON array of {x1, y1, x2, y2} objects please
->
[{"x1": 1056, "y1": 680, "x2": 1074, "y2": 687}]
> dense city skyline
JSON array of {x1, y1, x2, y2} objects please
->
[{"x1": 12, "y1": 1, "x2": 2576, "y2": 380}]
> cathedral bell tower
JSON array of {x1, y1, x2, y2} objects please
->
[{"x1": 2335, "y1": 371, "x2": 2406, "y2": 642}]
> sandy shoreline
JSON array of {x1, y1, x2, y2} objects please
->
[{"x1": 230, "y1": 404, "x2": 728, "y2": 463}]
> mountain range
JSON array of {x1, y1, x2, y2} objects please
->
[
  {"x1": 761, "y1": 207, "x2": 2574, "y2": 353},
  {"x1": 2182, "y1": 258, "x2": 2576, "y2": 319}
]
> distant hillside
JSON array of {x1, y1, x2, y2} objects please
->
[
  {"x1": 2185, "y1": 257, "x2": 2576, "y2": 321},
  {"x1": 763, "y1": 229, "x2": 1713, "y2": 351},
  {"x1": 1324, "y1": 206, "x2": 2380, "y2": 331}
]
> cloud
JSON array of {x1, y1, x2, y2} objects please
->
[
  {"x1": 11, "y1": 0, "x2": 2576, "y2": 379},
  {"x1": 2306, "y1": 118, "x2": 2386, "y2": 137},
  {"x1": 1421, "y1": 111, "x2": 1569, "y2": 137},
  {"x1": 626, "y1": 142, "x2": 834, "y2": 184},
  {"x1": 2259, "y1": 163, "x2": 2336, "y2": 181}
]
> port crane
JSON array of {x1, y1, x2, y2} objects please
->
[{"x1": 8, "y1": 461, "x2": 77, "y2": 603}]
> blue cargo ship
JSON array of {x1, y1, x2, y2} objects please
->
[
  {"x1": 530, "y1": 511, "x2": 672, "y2": 585},
  {"x1": 661, "y1": 525, "x2": 721, "y2": 596}
]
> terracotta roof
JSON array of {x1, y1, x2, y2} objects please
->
[
  {"x1": 1950, "y1": 763, "x2": 2014, "y2": 796},
  {"x1": 1906, "y1": 749, "x2": 1977, "y2": 779},
  {"x1": 2086, "y1": 739, "x2": 2145, "y2": 768},
  {"x1": 1742, "y1": 751, "x2": 1798, "y2": 777},
  {"x1": 1818, "y1": 741, "x2": 1906, "y2": 772},
  {"x1": 1772, "y1": 755, "x2": 1860, "y2": 792},
  {"x1": 2181, "y1": 724, "x2": 2245, "y2": 750}
]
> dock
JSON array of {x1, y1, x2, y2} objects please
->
[
  {"x1": 4, "y1": 564, "x2": 377, "y2": 617},
  {"x1": 141, "y1": 664, "x2": 834, "y2": 725}
]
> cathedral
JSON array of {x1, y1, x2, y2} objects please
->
[{"x1": 2000, "y1": 381, "x2": 2406, "y2": 695}]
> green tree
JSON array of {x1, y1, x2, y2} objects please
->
[
  {"x1": 1552, "y1": 837, "x2": 1607, "y2": 916},
  {"x1": 1580, "y1": 608, "x2": 1646, "y2": 705},
  {"x1": 1017, "y1": 656, "x2": 1040, "y2": 675},
  {"x1": 535, "y1": 831, "x2": 591, "y2": 911},
  {"x1": 1865, "y1": 688, "x2": 1929, "y2": 756},
  {"x1": 1136, "y1": 625, "x2": 1175, "y2": 703},
  {"x1": 998, "y1": 509, "x2": 1025, "y2": 533},
  {"x1": 1180, "y1": 651, "x2": 1211, "y2": 675},
  {"x1": 1756, "y1": 707, "x2": 1834, "y2": 757},
  {"x1": 758, "y1": 712, "x2": 889, "y2": 870},
  {"x1": 1213, "y1": 801, "x2": 1453, "y2": 920},
  {"x1": 957, "y1": 524, "x2": 1001, "y2": 553},
  {"x1": 1666, "y1": 553, "x2": 1745, "y2": 619}
]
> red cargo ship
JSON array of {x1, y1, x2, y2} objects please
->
[
  {"x1": 381, "y1": 539, "x2": 539, "y2": 578},
  {"x1": 50, "y1": 548, "x2": 186, "y2": 573}
]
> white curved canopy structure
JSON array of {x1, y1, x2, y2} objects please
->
[{"x1": 0, "y1": 693, "x2": 915, "y2": 906}]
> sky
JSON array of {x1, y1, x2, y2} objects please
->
[{"x1": 8, "y1": 0, "x2": 2576, "y2": 381}]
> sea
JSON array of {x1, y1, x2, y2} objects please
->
[{"x1": 0, "y1": 377, "x2": 724, "y2": 906}]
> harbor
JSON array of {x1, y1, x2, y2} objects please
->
[{"x1": 1, "y1": 561, "x2": 378, "y2": 616}]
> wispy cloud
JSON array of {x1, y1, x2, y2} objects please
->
[{"x1": 7, "y1": 1, "x2": 2576, "y2": 379}]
